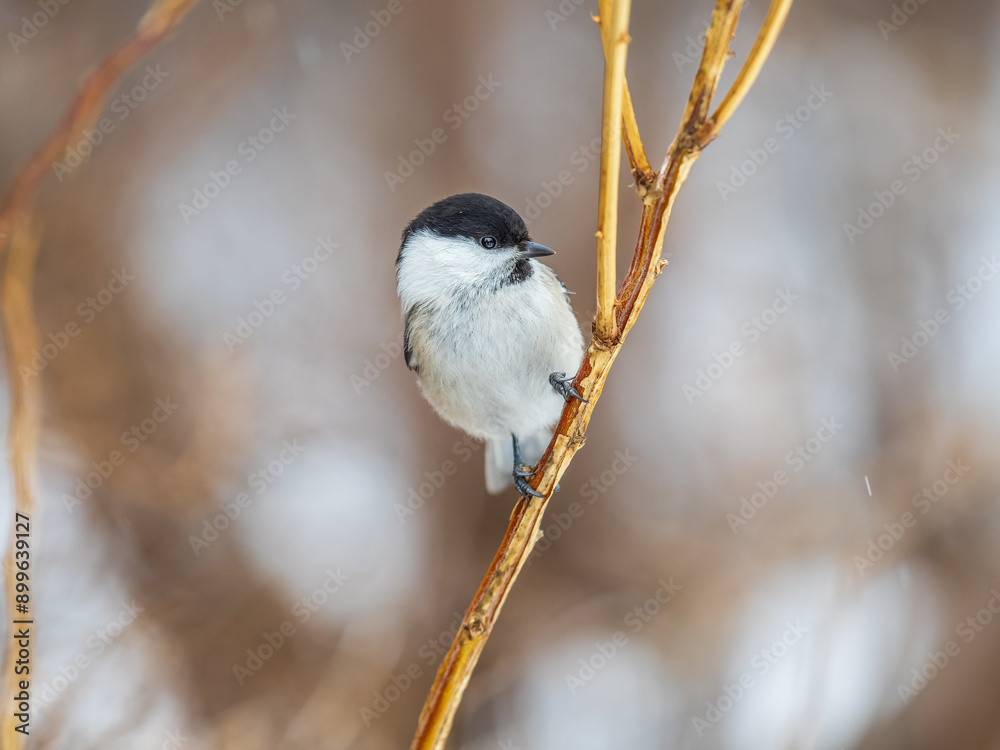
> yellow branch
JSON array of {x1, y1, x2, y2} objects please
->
[
  {"x1": 409, "y1": 1, "x2": 793, "y2": 748},
  {"x1": 701, "y1": 0, "x2": 794, "y2": 142},
  {"x1": 594, "y1": 0, "x2": 632, "y2": 343},
  {"x1": 0, "y1": 3, "x2": 201, "y2": 748},
  {"x1": 0, "y1": 0, "x2": 201, "y2": 260},
  {"x1": 595, "y1": 1, "x2": 653, "y2": 190},
  {"x1": 0, "y1": 221, "x2": 40, "y2": 749}
]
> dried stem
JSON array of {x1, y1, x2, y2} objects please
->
[
  {"x1": 700, "y1": 0, "x2": 794, "y2": 142},
  {"x1": 0, "y1": 2, "x2": 201, "y2": 748},
  {"x1": 0, "y1": 0, "x2": 201, "y2": 261},
  {"x1": 409, "y1": 1, "x2": 793, "y2": 748},
  {"x1": 595, "y1": 1, "x2": 653, "y2": 190},
  {"x1": 0, "y1": 222, "x2": 41, "y2": 748},
  {"x1": 594, "y1": 0, "x2": 632, "y2": 343}
]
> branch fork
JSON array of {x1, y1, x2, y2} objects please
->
[{"x1": 410, "y1": 1, "x2": 793, "y2": 748}]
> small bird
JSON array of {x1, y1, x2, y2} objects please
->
[{"x1": 396, "y1": 193, "x2": 586, "y2": 497}]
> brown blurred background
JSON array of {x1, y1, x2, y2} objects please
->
[{"x1": 1, "y1": 0, "x2": 999, "y2": 747}]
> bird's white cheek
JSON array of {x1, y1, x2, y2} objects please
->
[{"x1": 397, "y1": 231, "x2": 517, "y2": 311}]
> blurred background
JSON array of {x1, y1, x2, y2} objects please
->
[{"x1": 1, "y1": 0, "x2": 999, "y2": 747}]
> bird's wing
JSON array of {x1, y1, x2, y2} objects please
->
[{"x1": 402, "y1": 304, "x2": 423, "y2": 372}]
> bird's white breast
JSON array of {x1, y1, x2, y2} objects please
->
[{"x1": 397, "y1": 233, "x2": 584, "y2": 440}]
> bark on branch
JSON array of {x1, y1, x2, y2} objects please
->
[
  {"x1": 0, "y1": 3, "x2": 201, "y2": 747},
  {"x1": 409, "y1": 2, "x2": 793, "y2": 748}
]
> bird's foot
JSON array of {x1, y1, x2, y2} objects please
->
[
  {"x1": 512, "y1": 433, "x2": 544, "y2": 498},
  {"x1": 549, "y1": 372, "x2": 587, "y2": 403},
  {"x1": 513, "y1": 464, "x2": 544, "y2": 499}
]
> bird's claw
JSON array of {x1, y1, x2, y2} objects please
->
[
  {"x1": 514, "y1": 468, "x2": 544, "y2": 498},
  {"x1": 549, "y1": 372, "x2": 588, "y2": 403},
  {"x1": 511, "y1": 433, "x2": 544, "y2": 498}
]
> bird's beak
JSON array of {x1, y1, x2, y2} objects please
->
[{"x1": 519, "y1": 242, "x2": 555, "y2": 259}]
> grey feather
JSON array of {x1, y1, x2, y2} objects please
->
[{"x1": 395, "y1": 195, "x2": 584, "y2": 493}]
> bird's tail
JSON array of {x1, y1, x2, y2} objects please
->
[{"x1": 485, "y1": 431, "x2": 550, "y2": 494}]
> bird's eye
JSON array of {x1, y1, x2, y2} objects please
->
[{"x1": 480, "y1": 236, "x2": 497, "y2": 249}]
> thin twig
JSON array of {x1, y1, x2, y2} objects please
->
[
  {"x1": 409, "y1": 1, "x2": 793, "y2": 748},
  {"x1": 594, "y1": 1, "x2": 653, "y2": 190},
  {"x1": 0, "y1": 2, "x2": 201, "y2": 748},
  {"x1": 616, "y1": 0, "x2": 746, "y2": 319},
  {"x1": 594, "y1": 0, "x2": 632, "y2": 343},
  {"x1": 0, "y1": 221, "x2": 41, "y2": 748},
  {"x1": 679, "y1": 0, "x2": 746, "y2": 137},
  {"x1": 621, "y1": 81, "x2": 653, "y2": 189},
  {"x1": 0, "y1": 0, "x2": 201, "y2": 262},
  {"x1": 700, "y1": 0, "x2": 794, "y2": 143}
]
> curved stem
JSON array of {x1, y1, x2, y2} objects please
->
[
  {"x1": 0, "y1": 3, "x2": 201, "y2": 748},
  {"x1": 409, "y1": 0, "x2": 793, "y2": 747},
  {"x1": 595, "y1": 0, "x2": 653, "y2": 189},
  {"x1": 700, "y1": 0, "x2": 795, "y2": 143}
]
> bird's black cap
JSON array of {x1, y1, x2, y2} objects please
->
[{"x1": 398, "y1": 193, "x2": 531, "y2": 264}]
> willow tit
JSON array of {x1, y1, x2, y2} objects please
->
[{"x1": 396, "y1": 193, "x2": 586, "y2": 497}]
